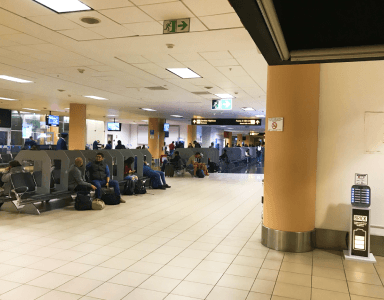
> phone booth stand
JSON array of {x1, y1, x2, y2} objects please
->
[{"x1": 344, "y1": 174, "x2": 376, "y2": 263}]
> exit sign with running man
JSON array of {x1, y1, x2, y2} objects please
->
[{"x1": 163, "y1": 18, "x2": 190, "y2": 34}]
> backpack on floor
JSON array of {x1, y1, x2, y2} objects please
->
[
  {"x1": 75, "y1": 191, "x2": 92, "y2": 211},
  {"x1": 164, "y1": 164, "x2": 174, "y2": 177},
  {"x1": 208, "y1": 161, "x2": 219, "y2": 173},
  {"x1": 123, "y1": 179, "x2": 135, "y2": 195},
  {"x1": 101, "y1": 189, "x2": 120, "y2": 205},
  {"x1": 134, "y1": 179, "x2": 147, "y2": 194},
  {"x1": 196, "y1": 169, "x2": 205, "y2": 178}
]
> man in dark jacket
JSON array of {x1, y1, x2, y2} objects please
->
[
  {"x1": 93, "y1": 140, "x2": 101, "y2": 150},
  {"x1": 56, "y1": 133, "x2": 68, "y2": 150},
  {"x1": 24, "y1": 136, "x2": 37, "y2": 149},
  {"x1": 115, "y1": 140, "x2": 126, "y2": 149},
  {"x1": 86, "y1": 152, "x2": 123, "y2": 202},
  {"x1": 68, "y1": 158, "x2": 96, "y2": 192},
  {"x1": 105, "y1": 141, "x2": 112, "y2": 150}
]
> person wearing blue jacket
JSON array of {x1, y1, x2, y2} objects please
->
[
  {"x1": 86, "y1": 152, "x2": 123, "y2": 202},
  {"x1": 56, "y1": 133, "x2": 68, "y2": 150},
  {"x1": 93, "y1": 140, "x2": 101, "y2": 150},
  {"x1": 143, "y1": 162, "x2": 171, "y2": 190},
  {"x1": 105, "y1": 141, "x2": 112, "y2": 150},
  {"x1": 24, "y1": 136, "x2": 37, "y2": 149}
]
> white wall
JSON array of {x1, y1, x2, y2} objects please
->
[
  {"x1": 86, "y1": 119, "x2": 104, "y2": 147},
  {"x1": 104, "y1": 123, "x2": 130, "y2": 148},
  {"x1": 317, "y1": 61, "x2": 384, "y2": 236}
]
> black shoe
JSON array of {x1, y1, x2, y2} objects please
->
[
  {"x1": 157, "y1": 186, "x2": 166, "y2": 190},
  {"x1": 165, "y1": 184, "x2": 171, "y2": 188}
]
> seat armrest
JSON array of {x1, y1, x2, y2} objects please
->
[{"x1": 13, "y1": 186, "x2": 29, "y2": 194}]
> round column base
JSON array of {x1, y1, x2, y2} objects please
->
[{"x1": 261, "y1": 225, "x2": 315, "y2": 253}]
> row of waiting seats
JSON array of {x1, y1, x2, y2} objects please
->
[{"x1": 0, "y1": 149, "x2": 152, "y2": 215}]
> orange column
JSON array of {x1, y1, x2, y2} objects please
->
[
  {"x1": 245, "y1": 135, "x2": 251, "y2": 145},
  {"x1": 225, "y1": 131, "x2": 232, "y2": 147},
  {"x1": 262, "y1": 64, "x2": 320, "y2": 252},
  {"x1": 237, "y1": 134, "x2": 242, "y2": 146},
  {"x1": 68, "y1": 103, "x2": 86, "y2": 150},
  {"x1": 187, "y1": 125, "x2": 197, "y2": 146},
  {"x1": 148, "y1": 118, "x2": 165, "y2": 159}
]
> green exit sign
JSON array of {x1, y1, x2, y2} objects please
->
[
  {"x1": 212, "y1": 99, "x2": 232, "y2": 110},
  {"x1": 163, "y1": 18, "x2": 190, "y2": 34}
]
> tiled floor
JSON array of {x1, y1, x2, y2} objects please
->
[{"x1": 0, "y1": 174, "x2": 383, "y2": 300}]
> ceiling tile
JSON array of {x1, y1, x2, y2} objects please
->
[
  {"x1": 116, "y1": 55, "x2": 150, "y2": 64},
  {"x1": 63, "y1": 11, "x2": 119, "y2": 28},
  {"x1": 88, "y1": 65, "x2": 117, "y2": 72},
  {"x1": 190, "y1": 18, "x2": 208, "y2": 32},
  {"x1": 0, "y1": 37, "x2": 20, "y2": 47},
  {"x1": 208, "y1": 59, "x2": 239, "y2": 67},
  {"x1": 89, "y1": 25, "x2": 137, "y2": 38},
  {"x1": 170, "y1": 53, "x2": 205, "y2": 62},
  {"x1": 183, "y1": 0, "x2": 235, "y2": 17},
  {"x1": 199, "y1": 13, "x2": 243, "y2": 30},
  {"x1": 217, "y1": 66, "x2": 248, "y2": 77},
  {"x1": 230, "y1": 76, "x2": 259, "y2": 88},
  {"x1": 130, "y1": 0, "x2": 175, "y2": 4},
  {"x1": 0, "y1": 0, "x2": 55, "y2": 17},
  {"x1": 143, "y1": 54, "x2": 177, "y2": 63},
  {"x1": 199, "y1": 51, "x2": 232, "y2": 60},
  {"x1": 81, "y1": 0, "x2": 134, "y2": 9},
  {"x1": 156, "y1": 61, "x2": 185, "y2": 68},
  {"x1": 123, "y1": 22, "x2": 162, "y2": 35},
  {"x1": 29, "y1": 44, "x2": 71, "y2": 55},
  {"x1": 139, "y1": 2, "x2": 194, "y2": 21},
  {"x1": 3, "y1": 45, "x2": 52, "y2": 59},
  {"x1": 99, "y1": 7, "x2": 154, "y2": 24},
  {"x1": 58, "y1": 29, "x2": 105, "y2": 41},
  {"x1": 229, "y1": 49, "x2": 260, "y2": 58},
  {"x1": 28, "y1": 15, "x2": 82, "y2": 31},
  {"x1": 0, "y1": 25, "x2": 20, "y2": 35},
  {"x1": 2, "y1": 34, "x2": 47, "y2": 45}
]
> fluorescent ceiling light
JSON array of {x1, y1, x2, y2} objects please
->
[
  {"x1": 170, "y1": 115, "x2": 183, "y2": 118},
  {"x1": 141, "y1": 108, "x2": 156, "y2": 112},
  {"x1": 215, "y1": 94, "x2": 234, "y2": 99},
  {"x1": 142, "y1": 120, "x2": 148, "y2": 122},
  {"x1": 65, "y1": 108, "x2": 70, "y2": 109},
  {"x1": 220, "y1": 126, "x2": 226, "y2": 127},
  {"x1": 228, "y1": 128, "x2": 234, "y2": 129},
  {"x1": 33, "y1": 0, "x2": 91, "y2": 13},
  {"x1": 0, "y1": 97, "x2": 17, "y2": 101},
  {"x1": 241, "y1": 107, "x2": 255, "y2": 111},
  {"x1": 166, "y1": 68, "x2": 201, "y2": 79},
  {"x1": 256, "y1": 114, "x2": 265, "y2": 117},
  {"x1": 23, "y1": 108, "x2": 39, "y2": 111},
  {"x1": 0, "y1": 75, "x2": 33, "y2": 83},
  {"x1": 107, "y1": 115, "x2": 117, "y2": 116},
  {"x1": 84, "y1": 96, "x2": 108, "y2": 100}
]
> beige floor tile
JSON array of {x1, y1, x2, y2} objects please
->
[
  {"x1": 189, "y1": 242, "x2": 217, "y2": 252},
  {"x1": 313, "y1": 257, "x2": 344, "y2": 269},
  {"x1": 109, "y1": 271, "x2": 150, "y2": 287},
  {"x1": 213, "y1": 245, "x2": 242, "y2": 255},
  {"x1": 344, "y1": 261, "x2": 377, "y2": 274},
  {"x1": 172, "y1": 281, "x2": 214, "y2": 299},
  {"x1": 311, "y1": 288, "x2": 350, "y2": 300},
  {"x1": 179, "y1": 248, "x2": 210, "y2": 260},
  {"x1": 196, "y1": 260, "x2": 230, "y2": 273},
  {"x1": 126, "y1": 261, "x2": 165, "y2": 275},
  {"x1": 99, "y1": 257, "x2": 137, "y2": 270},
  {"x1": 0, "y1": 284, "x2": 49, "y2": 300},
  {"x1": 277, "y1": 271, "x2": 311, "y2": 287},
  {"x1": 28, "y1": 272, "x2": 74, "y2": 289},
  {"x1": 226, "y1": 264, "x2": 260, "y2": 278},
  {"x1": 53, "y1": 250, "x2": 87, "y2": 262},
  {"x1": 141, "y1": 253, "x2": 176, "y2": 264},
  {"x1": 80, "y1": 266, "x2": 121, "y2": 281},
  {"x1": 185, "y1": 269, "x2": 223, "y2": 285},
  {"x1": 37, "y1": 290, "x2": 82, "y2": 300},
  {"x1": 92, "y1": 246, "x2": 125, "y2": 257},
  {"x1": 251, "y1": 279, "x2": 276, "y2": 294},
  {"x1": 0, "y1": 279, "x2": 21, "y2": 294},
  {"x1": 233, "y1": 256, "x2": 264, "y2": 268},
  {"x1": 155, "y1": 265, "x2": 192, "y2": 280},
  {"x1": 265, "y1": 251, "x2": 285, "y2": 262},
  {"x1": 312, "y1": 276, "x2": 349, "y2": 293},
  {"x1": 350, "y1": 295, "x2": 384, "y2": 300},
  {"x1": 4, "y1": 254, "x2": 45, "y2": 267},
  {"x1": 247, "y1": 292, "x2": 272, "y2": 300},
  {"x1": 121, "y1": 288, "x2": 167, "y2": 300},
  {"x1": 217, "y1": 273, "x2": 255, "y2": 290},
  {"x1": 349, "y1": 281, "x2": 384, "y2": 299},
  {"x1": 57, "y1": 277, "x2": 104, "y2": 295},
  {"x1": 87, "y1": 282, "x2": 134, "y2": 300},
  {"x1": 139, "y1": 275, "x2": 181, "y2": 293},
  {"x1": 283, "y1": 254, "x2": 312, "y2": 266},
  {"x1": 261, "y1": 259, "x2": 282, "y2": 271},
  {"x1": 205, "y1": 252, "x2": 236, "y2": 263},
  {"x1": 54, "y1": 262, "x2": 94, "y2": 276},
  {"x1": 116, "y1": 249, "x2": 149, "y2": 260},
  {"x1": 273, "y1": 282, "x2": 311, "y2": 300},
  {"x1": 153, "y1": 246, "x2": 185, "y2": 256},
  {"x1": 166, "y1": 240, "x2": 194, "y2": 249},
  {"x1": 256, "y1": 268, "x2": 279, "y2": 282},
  {"x1": 279, "y1": 262, "x2": 312, "y2": 275},
  {"x1": 26, "y1": 258, "x2": 68, "y2": 272},
  {"x1": 271, "y1": 296, "x2": 298, "y2": 300},
  {"x1": 168, "y1": 256, "x2": 202, "y2": 269},
  {"x1": 206, "y1": 286, "x2": 249, "y2": 300},
  {"x1": 346, "y1": 269, "x2": 382, "y2": 285},
  {"x1": 73, "y1": 253, "x2": 110, "y2": 266},
  {"x1": 2, "y1": 267, "x2": 46, "y2": 284},
  {"x1": 312, "y1": 265, "x2": 346, "y2": 280},
  {"x1": 238, "y1": 248, "x2": 268, "y2": 259},
  {"x1": 165, "y1": 294, "x2": 204, "y2": 300}
]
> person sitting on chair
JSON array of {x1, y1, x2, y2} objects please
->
[
  {"x1": 187, "y1": 152, "x2": 209, "y2": 177},
  {"x1": 68, "y1": 158, "x2": 97, "y2": 193},
  {"x1": 124, "y1": 157, "x2": 138, "y2": 182},
  {"x1": 143, "y1": 162, "x2": 171, "y2": 190},
  {"x1": 105, "y1": 141, "x2": 112, "y2": 150},
  {"x1": 86, "y1": 153, "x2": 123, "y2": 203},
  {"x1": 1, "y1": 160, "x2": 26, "y2": 196},
  {"x1": 115, "y1": 140, "x2": 126, "y2": 149},
  {"x1": 24, "y1": 136, "x2": 37, "y2": 149},
  {"x1": 56, "y1": 133, "x2": 68, "y2": 150}
]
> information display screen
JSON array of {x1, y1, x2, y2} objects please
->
[
  {"x1": 46, "y1": 115, "x2": 59, "y2": 126},
  {"x1": 164, "y1": 123, "x2": 170, "y2": 132},
  {"x1": 107, "y1": 122, "x2": 121, "y2": 131}
]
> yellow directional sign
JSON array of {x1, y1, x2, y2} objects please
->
[{"x1": 163, "y1": 18, "x2": 190, "y2": 34}]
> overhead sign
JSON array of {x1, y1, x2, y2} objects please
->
[
  {"x1": 268, "y1": 117, "x2": 284, "y2": 131},
  {"x1": 212, "y1": 99, "x2": 232, "y2": 110},
  {"x1": 191, "y1": 118, "x2": 262, "y2": 126},
  {"x1": 163, "y1": 18, "x2": 190, "y2": 34}
]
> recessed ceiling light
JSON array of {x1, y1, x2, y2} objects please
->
[
  {"x1": 23, "y1": 108, "x2": 39, "y2": 111},
  {"x1": 228, "y1": 128, "x2": 234, "y2": 129},
  {"x1": 170, "y1": 115, "x2": 183, "y2": 118},
  {"x1": 215, "y1": 94, "x2": 234, "y2": 99},
  {"x1": 0, "y1": 97, "x2": 17, "y2": 101},
  {"x1": 142, "y1": 120, "x2": 148, "y2": 122},
  {"x1": 166, "y1": 68, "x2": 201, "y2": 79},
  {"x1": 107, "y1": 115, "x2": 117, "y2": 116},
  {"x1": 33, "y1": 0, "x2": 91, "y2": 13},
  {"x1": 84, "y1": 96, "x2": 108, "y2": 100},
  {"x1": 0, "y1": 75, "x2": 33, "y2": 83},
  {"x1": 141, "y1": 108, "x2": 156, "y2": 112},
  {"x1": 255, "y1": 114, "x2": 265, "y2": 117},
  {"x1": 241, "y1": 107, "x2": 255, "y2": 111}
]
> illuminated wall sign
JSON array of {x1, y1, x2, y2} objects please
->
[
  {"x1": 351, "y1": 208, "x2": 370, "y2": 257},
  {"x1": 191, "y1": 118, "x2": 262, "y2": 126}
]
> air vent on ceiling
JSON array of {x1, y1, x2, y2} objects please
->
[
  {"x1": 145, "y1": 86, "x2": 168, "y2": 90},
  {"x1": 81, "y1": 17, "x2": 101, "y2": 24},
  {"x1": 192, "y1": 91, "x2": 212, "y2": 95}
]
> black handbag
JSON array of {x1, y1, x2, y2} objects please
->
[
  {"x1": 75, "y1": 192, "x2": 92, "y2": 211},
  {"x1": 123, "y1": 179, "x2": 135, "y2": 195},
  {"x1": 134, "y1": 180, "x2": 147, "y2": 194},
  {"x1": 101, "y1": 189, "x2": 120, "y2": 205}
]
